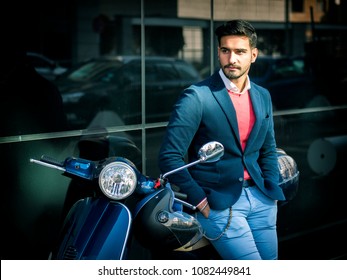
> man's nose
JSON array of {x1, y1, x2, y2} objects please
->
[{"x1": 228, "y1": 52, "x2": 237, "y2": 64}]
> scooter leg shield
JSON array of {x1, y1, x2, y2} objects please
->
[{"x1": 51, "y1": 197, "x2": 132, "y2": 260}]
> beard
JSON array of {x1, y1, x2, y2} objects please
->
[{"x1": 221, "y1": 62, "x2": 251, "y2": 80}]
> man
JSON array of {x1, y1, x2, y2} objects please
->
[{"x1": 158, "y1": 19, "x2": 285, "y2": 260}]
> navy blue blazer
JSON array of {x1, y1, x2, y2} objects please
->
[{"x1": 158, "y1": 71, "x2": 286, "y2": 210}]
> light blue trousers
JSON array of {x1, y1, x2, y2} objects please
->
[{"x1": 196, "y1": 186, "x2": 278, "y2": 260}]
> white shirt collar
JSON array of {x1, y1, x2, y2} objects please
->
[{"x1": 219, "y1": 68, "x2": 251, "y2": 95}]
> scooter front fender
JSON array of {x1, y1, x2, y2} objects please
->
[{"x1": 51, "y1": 197, "x2": 131, "y2": 260}]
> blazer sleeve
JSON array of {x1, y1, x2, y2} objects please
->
[{"x1": 158, "y1": 86, "x2": 207, "y2": 206}]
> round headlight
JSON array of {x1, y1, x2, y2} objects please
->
[{"x1": 99, "y1": 161, "x2": 137, "y2": 200}]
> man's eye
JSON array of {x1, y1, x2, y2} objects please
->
[{"x1": 221, "y1": 48, "x2": 230, "y2": 54}]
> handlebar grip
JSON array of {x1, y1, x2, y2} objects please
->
[
  {"x1": 174, "y1": 191, "x2": 187, "y2": 200},
  {"x1": 40, "y1": 155, "x2": 65, "y2": 167}
]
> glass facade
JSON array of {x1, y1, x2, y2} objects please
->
[{"x1": 1, "y1": 0, "x2": 347, "y2": 260}]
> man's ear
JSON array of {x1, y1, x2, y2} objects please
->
[{"x1": 251, "y1": 48, "x2": 258, "y2": 63}]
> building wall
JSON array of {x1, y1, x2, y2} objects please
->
[{"x1": 178, "y1": 0, "x2": 285, "y2": 21}]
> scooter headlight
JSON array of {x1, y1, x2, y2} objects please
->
[{"x1": 99, "y1": 161, "x2": 137, "y2": 200}]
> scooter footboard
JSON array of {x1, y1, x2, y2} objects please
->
[{"x1": 52, "y1": 197, "x2": 131, "y2": 260}]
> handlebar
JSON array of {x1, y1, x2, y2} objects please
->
[
  {"x1": 173, "y1": 191, "x2": 196, "y2": 210},
  {"x1": 30, "y1": 155, "x2": 196, "y2": 211},
  {"x1": 30, "y1": 156, "x2": 66, "y2": 172}
]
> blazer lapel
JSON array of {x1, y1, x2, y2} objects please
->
[
  {"x1": 244, "y1": 86, "x2": 263, "y2": 151},
  {"x1": 210, "y1": 73, "x2": 241, "y2": 148}
]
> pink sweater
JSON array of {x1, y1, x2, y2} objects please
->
[{"x1": 228, "y1": 90, "x2": 255, "y2": 180}]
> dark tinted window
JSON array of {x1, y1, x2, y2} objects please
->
[
  {"x1": 249, "y1": 59, "x2": 271, "y2": 78},
  {"x1": 155, "y1": 62, "x2": 180, "y2": 81},
  {"x1": 64, "y1": 61, "x2": 116, "y2": 82},
  {"x1": 174, "y1": 60, "x2": 200, "y2": 80},
  {"x1": 292, "y1": 0, "x2": 304, "y2": 12}
]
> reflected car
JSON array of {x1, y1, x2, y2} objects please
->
[
  {"x1": 248, "y1": 56, "x2": 316, "y2": 110},
  {"x1": 54, "y1": 56, "x2": 201, "y2": 129},
  {"x1": 201, "y1": 56, "x2": 316, "y2": 110},
  {"x1": 27, "y1": 52, "x2": 68, "y2": 81}
]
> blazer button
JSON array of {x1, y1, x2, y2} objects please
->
[{"x1": 238, "y1": 177, "x2": 243, "y2": 182}]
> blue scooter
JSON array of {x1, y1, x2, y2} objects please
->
[{"x1": 30, "y1": 138, "x2": 225, "y2": 260}]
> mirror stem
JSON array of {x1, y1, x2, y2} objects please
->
[{"x1": 161, "y1": 159, "x2": 202, "y2": 179}]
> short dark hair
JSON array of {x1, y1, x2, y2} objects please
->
[{"x1": 215, "y1": 19, "x2": 257, "y2": 48}]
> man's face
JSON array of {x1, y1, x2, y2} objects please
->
[{"x1": 218, "y1": 35, "x2": 258, "y2": 82}]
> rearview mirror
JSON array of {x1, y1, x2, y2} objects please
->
[{"x1": 198, "y1": 141, "x2": 224, "y2": 163}]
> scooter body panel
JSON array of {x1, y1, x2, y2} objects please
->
[{"x1": 52, "y1": 197, "x2": 132, "y2": 260}]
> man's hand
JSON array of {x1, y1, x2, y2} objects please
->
[{"x1": 198, "y1": 201, "x2": 210, "y2": 218}]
